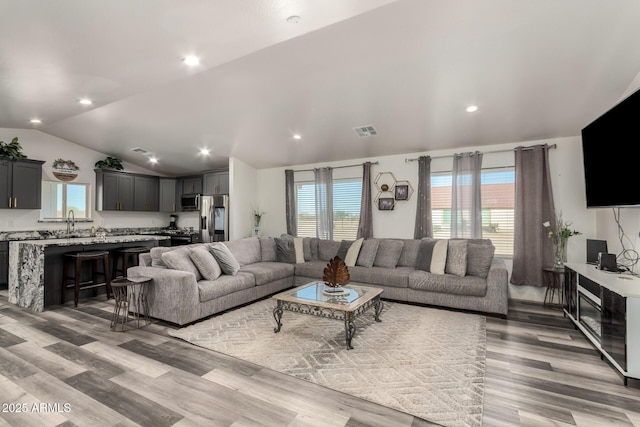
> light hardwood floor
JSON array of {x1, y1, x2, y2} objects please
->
[{"x1": 0, "y1": 293, "x2": 638, "y2": 426}]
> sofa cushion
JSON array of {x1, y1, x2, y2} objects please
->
[
  {"x1": 416, "y1": 239, "x2": 448, "y2": 274},
  {"x1": 275, "y1": 237, "x2": 296, "y2": 263},
  {"x1": 294, "y1": 237, "x2": 305, "y2": 263},
  {"x1": 349, "y1": 266, "x2": 413, "y2": 288},
  {"x1": 224, "y1": 237, "x2": 261, "y2": 266},
  {"x1": 408, "y1": 270, "x2": 487, "y2": 297},
  {"x1": 318, "y1": 240, "x2": 341, "y2": 261},
  {"x1": 197, "y1": 272, "x2": 256, "y2": 302},
  {"x1": 210, "y1": 243, "x2": 241, "y2": 275},
  {"x1": 240, "y1": 262, "x2": 295, "y2": 286},
  {"x1": 373, "y1": 239, "x2": 404, "y2": 269},
  {"x1": 398, "y1": 239, "x2": 421, "y2": 267},
  {"x1": 189, "y1": 245, "x2": 222, "y2": 281},
  {"x1": 150, "y1": 246, "x2": 173, "y2": 267},
  {"x1": 259, "y1": 237, "x2": 277, "y2": 262},
  {"x1": 466, "y1": 242, "x2": 495, "y2": 278},
  {"x1": 356, "y1": 239, "x2": 379, "y2": 268},
  {"x1": 445, "y1": 239, "x2": 468, "y2": 277},
  {"x1": 161, "y1": 247, "x2": 203, "y2": 280},
  {"x1": 303, "y1": 237, "x2": 319, "y2": 261},
  {"x1": 294, "y1": 260, "x2": 327, "y2": 279}
]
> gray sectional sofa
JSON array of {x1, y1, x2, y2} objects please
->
[{"x1": 128, "y1": 235, "x2": 509, "y2": 326}]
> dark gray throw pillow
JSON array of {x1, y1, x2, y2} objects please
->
[
  {"x1": 336, "y1": 240, "x2": 353, "y2": 261},
  {"x1": 275, "y1": 237, "x2": 296, "y2": 264},
  {"x1": 416, "y1": 239, "x2": 448, "y2": 274},
  {"x1": 466, "y1": 242, "x2": 495, "y2": 278}
]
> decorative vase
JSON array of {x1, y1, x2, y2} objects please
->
[{"x1": 553, "y1": 239, "x2": 566, "y2": 269}]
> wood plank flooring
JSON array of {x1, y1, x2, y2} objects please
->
[{"x1": 0, "y1": 293, "x2": 638, "y2": 426}]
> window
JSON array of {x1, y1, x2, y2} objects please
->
[
  {"x1": 295, "y1": 178, "x2": 362, "y2": 240},
  {"x1": 431, "y1": 167, "x2": 514, "y2": 256},
  {"x1": 41, "y1": 181, "x2": 91, "y2": 220}
]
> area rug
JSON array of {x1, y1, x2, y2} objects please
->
[{"x1": 168, "y1": 299, "x2": 486, "y2": 427}]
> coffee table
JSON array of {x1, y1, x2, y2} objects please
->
[{"x1": 272, "y1": 282, "x2": 384, "y2": 350}]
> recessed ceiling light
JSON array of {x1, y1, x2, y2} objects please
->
[
  {"x1": 182, "y1": 56, "x2": 200, "y2": 66},
  {"x1": 29, "y1": 119, "x2": 42, "y2": 124},
  {"x1": 200, "y1": 148, "x2": 210, "y2": 155},
  {"x1": 286, "y1": 15, "x2": 301, "y2": 24},
  {"x1": 79, "y1": 98, "x2": 92, "y2": 105},
  {"x1": 466, "y1": 105, "x2": 478, "y2": 113},
  {"x1": 149, "y1": 157, "x2": 158, "y2": 164},
  {"x1": 293, "y1": 134, "x2": 302, "y2": 140}
]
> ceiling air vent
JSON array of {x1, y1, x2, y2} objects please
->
[
  {"x1": 131, "y1": 147, "x2": 151, "y2": 155},
  {"x1": 353, "y1": 125, "x2": 378, "y2": 138}
]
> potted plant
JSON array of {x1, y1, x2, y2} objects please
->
[
  {"x1": 0, "y1": 137, "x2": 27, "y2": 160},
  {"x1": 95, "y1": 156, "x2": 124, "y2": 171}
]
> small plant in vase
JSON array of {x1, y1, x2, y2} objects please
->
[
  {"x1": 0, "y1": 137, "x2": 27, "y2": 160},
  {"x1": 95, "y1": 156, "x2": 124, "y2": 171},
  {"x1": 543, "y1": 212, "x2": 581, "y2": 268}
]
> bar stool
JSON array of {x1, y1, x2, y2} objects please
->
[
  {"x1": 61, "y1": 250, "x2": 112, "y2": 307},
  {"x1": 111, "y1": 246, "x2": 150, "y2": 279}
]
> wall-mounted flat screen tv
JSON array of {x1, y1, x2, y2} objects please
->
[{"x1": 581, "y1": 87, "x2": 640, "y2": 208}]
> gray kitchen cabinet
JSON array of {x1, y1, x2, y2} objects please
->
[
  {"x1": 159, "y1": 178, "x2": 177, "y2": 212},
  {"x1": 203, "y1": 170, "x2": 229, "y2": 194},
  {"x1": 134, "y1": 175, "x2": 159, "y2": 211},
  {"x1": 181, "y1": 176, "x2": 202, "y2": 195},
  {"x1": 0, "y1": 241, "x2": 8, "y2": 288},
  {"x1": 95, "y1": 169, "x2": 135, "y2": 211},
  {"x1": 0, "y1": 158, "x2": 45, "y2": 209}
]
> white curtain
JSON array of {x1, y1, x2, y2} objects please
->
[
  {"x1": 314, "y1": 167, "x2": 333, "y2": 240},
  {"x1": 451, "y1": 151, "x2": 483, "y2": 238}
]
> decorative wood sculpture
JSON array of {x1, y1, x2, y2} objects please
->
[{"x1": 322, "y1": 256, "x2": 350, "y2": 288}]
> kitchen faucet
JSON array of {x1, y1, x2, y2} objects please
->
[{"x1": 66, "y1": 209, "x2": 75, "y2": 236}]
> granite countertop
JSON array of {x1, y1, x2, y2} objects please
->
[{"x1": 9, "y1": 234, "x2": 169, "y2": 247}]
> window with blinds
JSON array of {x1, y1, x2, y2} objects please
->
[
  {"x1": 431, "y1": 167, "x2": 515, "y2": 256},
  {"x1": 295, "y1": 178, "x2": 362, "y2": 240}
]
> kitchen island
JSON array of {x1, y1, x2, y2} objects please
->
[{"x1": 8, "y1": 235, "x2": 170, "y2": 311}]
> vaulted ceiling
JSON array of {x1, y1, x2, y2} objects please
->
[{"x1": 2, "y1": 0, "x2": 640, "y2": 175}]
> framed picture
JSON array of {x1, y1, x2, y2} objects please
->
[
  {"x1": 378, "y1": 198, "x2": 395, "y2": 210},
  {"x1": 394, "y1": 184, "x2": 409, "y2": 201}
]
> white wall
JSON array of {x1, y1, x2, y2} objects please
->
[
  {"x1": 257, "y1": 135, "x2": 594, "y2": 302},
  {"x1": 0, "y1": 128, "x2": 171, "y2": 232},
  {"x1": 229, "y1": 157, "x2": 258, "y2": 240}
]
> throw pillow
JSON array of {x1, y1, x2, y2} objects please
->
[
  {"x1": 294, "y1": 237, "x2": 305, "y2": 263},
  {"x1": 318, "y1": 240, "x2": 341, "y2": 260},
  {"x1": 357, "y1": 239, "x2": 379, "y2": 268},
  {"x1": 336, "y1": 240, "x2": 353, "y2": 261},
  {"x1": 344, "y1": 238, "x2": 364, "y2": 267},
  {"x1": 445, "y1": 239, "x2": 468, "y2": 277},
  {"x1": 416, "y1": 239, "x2": 448, "y2": 274},
  {"x1": 189, "y1": 245, "x2": 222, "y2": 281},
  {"x1": 161, "y1": 247, "x2": 203, "y2": 280},
  {"x1": 274, "y1": 237, "x2": 296, "y2": 264},
  {"x1": 209, "y1": 243, "x2": 241, "y2": 275},
  {"x1": 466, "y1": 242, "x2": 495, "y2": 278},
  {"x1": 373, "y1": 239, "x2": 404, "y2": 269},
  {"x1": 259, "y1": 237, "x2": 277, "y2": 262}
]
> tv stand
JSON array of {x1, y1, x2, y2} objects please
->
[{"x1": 564, "y1": 263, "x2": 640, "y2": 385}]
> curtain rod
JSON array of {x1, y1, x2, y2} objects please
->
[
  {"x1": 291, "y1": 161, "x2": 379, "y2": 173},
  {"x1": 404, "y1": 143, "x2": 557, "y2": 162}
]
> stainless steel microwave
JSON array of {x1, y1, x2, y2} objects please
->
[{"x1": 181, "y1": 193, "x2": 200, "y2": 211}]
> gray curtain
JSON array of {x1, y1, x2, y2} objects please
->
[
  {"x1": 314, "y1": 167, "x2": 333, "y2": 240},
  {"x1": 414, "y1": 156, "x2": 433, "y2": 239},
  {"x1": 357, "y1": 162, "x2": 373, "y2": 239},
  {"x1": 451, "y1": 151, "x2": 483, "y2": 238},
  {"x1": 511, "y1": 144, "x2": 556, "y2": 286},
  {"x1": 284, "y1": 169, "x2": 296, "y2": 236}
]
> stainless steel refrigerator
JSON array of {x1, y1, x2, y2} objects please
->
[{"x1": 199, "y1": 194, "x2": 229, "y2": 242}]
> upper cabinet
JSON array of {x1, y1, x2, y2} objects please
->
[
  {"x1": 0, "y1": 158, "x2": 45, "y2": 209},
  {"x1": 134, "y1": 175, "x2": 159, "y2": 211},
  {"x1": 159, "y1": 178, "x2": 177, "y2": 212},
  {"x1": 203, "y1": 170, "x2": 229, "y2": 194},
  {"x1": 96, "y1": 170, "x2": 135, "y2": 211},
  {"x1": 180, "y1": 176, "x2": 202, "y2": 195}
]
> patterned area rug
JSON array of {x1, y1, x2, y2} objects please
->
[{"x1": 168, "y1": 299, "x2": 486, "y2": 427}]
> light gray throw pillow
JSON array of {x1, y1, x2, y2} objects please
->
[
  {"x1": 209, "y1": 243, "x2": 241, "y2": 275},
  {"x1": 445, "y1": 239, "x2": 468, "y2": 277},
  {"x1": 161, "y1": 247, "x2": 203, "y2": 280},
  {"x1": 466, "y1": 242, "x2": 495, "y2": 278},
  {"x1": 373, "y1": 239, "x2": 404, "y2": 269},
  {"x1": 259, "y1": 237, "x2": 277, "y2": 262},
  {"x1": 150, "y1": 246, "x2": 173, "y2": 267},
  {"x1": 357, "y1": 239, "x2": 379, "y2": 268},
  {"x1": 189, "y1": 245, "x2": 222, "y2": 280}
]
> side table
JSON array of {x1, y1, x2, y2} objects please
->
[
  {"x1": 110, "y1": 276, "x2": 152, "y2": 332},
  {"x1": 542, "y1": 267, "x2": 564, "y2": 306}
]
